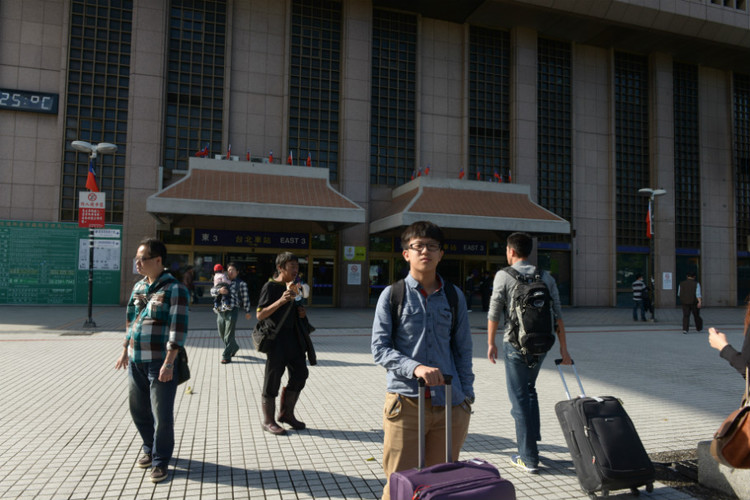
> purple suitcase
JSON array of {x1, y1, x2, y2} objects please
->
[{"x1": 389, "y1": 376, "x2": 515, "y2": 500}]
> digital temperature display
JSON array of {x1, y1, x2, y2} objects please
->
[{"x1": 0, "y1": 88, "x2": 59, "y2": 114}]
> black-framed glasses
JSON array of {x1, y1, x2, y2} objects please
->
[
  {"x1": 133, "y1": 256, "x2": 157, "y2": 264},
  {"x1": 408, "y1": 242, "x2": 441, "y2": 252}
]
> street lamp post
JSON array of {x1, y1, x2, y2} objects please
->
[
  {"x1": 72, "y1": 140, "x2": 118, "y2": 329},
  {"x1": 638, "y1": 187, "x2": 667, "y2": 320}
]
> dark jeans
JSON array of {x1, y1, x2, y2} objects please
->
[
  {"x1": 682, "y1": 303, "x2": 703, "y2": 332},
  {"x1": 503, "y1": 342, "x2": 545, "y2": 468},
  {"x1": 128, "y1": 361, "x2": 178, "y2": 468},
  {"x1": 633, "y1": 299, "x2": 646, "y2": 321}
]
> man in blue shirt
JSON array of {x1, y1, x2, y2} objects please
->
[{"x1": 372, "y1": 221, "x2": 475, "y2": 500}]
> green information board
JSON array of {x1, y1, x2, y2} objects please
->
[{"x1": 0, "y1": 220, "x2": 122, "y2": 305}]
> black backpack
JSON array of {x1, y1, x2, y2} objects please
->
[
  {"x1": 502, "y1": 266, "x2": 556, "y2": 355},
  {"x1": 389, "y1": 278, "x2": 459, "y2": 338}
]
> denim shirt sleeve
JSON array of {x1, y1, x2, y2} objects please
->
[
  {"x1": 371, "y1": 286, "x2": 421, "y2": 381},
  {"x1": 450, "y1": 284, "x2": 475, "y2": 399}
]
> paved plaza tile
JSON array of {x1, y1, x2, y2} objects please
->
[{"x1": 0, "y1": 305, "x2": 746, "y2": 499}]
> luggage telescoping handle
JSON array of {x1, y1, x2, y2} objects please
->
[
  {"x1": 417, "y1": 374, "x2": 453, "y2": 469},
  {"x1": 555, "y1": 359, "x2": 586, "y2": 400}
]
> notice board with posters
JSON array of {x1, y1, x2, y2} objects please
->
[{"x1": 0, "y1": 220, "x2": 122, "y2": 304}]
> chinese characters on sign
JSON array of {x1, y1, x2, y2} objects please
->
[
  {"x1": 78, "y1": 191, "x2": 106, "y2": 228},
  {"x1": 195, "y1": 229, "x2": 309, "y2": 249}
]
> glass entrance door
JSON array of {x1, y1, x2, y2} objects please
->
[{"x1": 312, "y1": 256, "x2": 335, "y2": 306}]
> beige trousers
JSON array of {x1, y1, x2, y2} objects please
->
[{"x1": 381, "y1": 392, "x2": 471, "y2": 500}]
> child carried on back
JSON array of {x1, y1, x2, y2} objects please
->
[{"x1": 212, "y1": 264, "x2": 232, "y2": 313}]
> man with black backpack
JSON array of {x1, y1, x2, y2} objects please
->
[
  {"x1": 372, "y1": 221, "x2": 475, "y2": 500},
  {"x1": 487, "y1": 232, "x2": 572, "y2": 474}
]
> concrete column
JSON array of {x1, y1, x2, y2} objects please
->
[
  {"x1": 121, "y1": 0, "x2": 166, "y2": 301},
  {"x1": 571, "y1": 45, "x2": 613, "y2": 306},
  {"x1": 700, "y1": 68, "x2": 735, "y2": 306},
  {"x1": 511, "y1": 27, "x2": 537, "y2": 195},
  {"x1": 338, "y1": 0, "x2": 372, "y2": 308},
  {"x1": 418, "y1": 18, "x2": 464, "y2": 179},
  {"x1": 649, "y1": 53, "x2": 676, "y2": 309}
]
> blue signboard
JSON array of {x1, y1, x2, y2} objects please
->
[
  {"x1": 443, "y1": 240, "x2": 486, "y2": 256},
  {"x1": 195, "y1": 229, "x2": 309, "y2": 249}
]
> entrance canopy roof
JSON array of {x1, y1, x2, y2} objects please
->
[
  {"x1": 370, "y1": 176, "x2": 570, "y2": 234},
  {"x1": 146, "y1": 159, "x2": 365, "y2": 226}
]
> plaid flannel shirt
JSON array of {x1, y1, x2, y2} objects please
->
[
  {"x1": 124, "y1": 271, "x2": 189, "y2": 363},
  {"x1": 210, "y1": 278, "x2": 252, "y2": 313}
]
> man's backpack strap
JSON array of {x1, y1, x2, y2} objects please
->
[
  {"x1": 389, "y1": 279, "x2": 406, "y2": 336},
  {"x1": 502, "y1": 265, "x2": 541, "y2": 282},
  {"x1": 389, "y1": 278, "x2": 458, "y2": 338}
]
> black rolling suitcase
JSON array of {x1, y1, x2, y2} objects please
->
[{"x1": 554, "y1": 360, "x2": 655, "y2": 500}]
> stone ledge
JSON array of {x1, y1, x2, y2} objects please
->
[{"x1": 697, "y1": 440, "x2": 750, "y2": 500}]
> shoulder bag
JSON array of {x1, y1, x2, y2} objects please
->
[
  {"x1": 252, "y1": 302, "x2": 294, "y2": 353},
  {"x1": 710, "y1": 366, "x2": 750, "y2": 469}
]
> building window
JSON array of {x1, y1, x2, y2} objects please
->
[
  {"x1": 734, "y1": 73, "x2": 750, "y2": 254},
  {"x1": 370, "y1": 9, "x2": 417, "y2": 186},
  {"x1": 62, "y1": 0, "x2": 132, "y2": 224},
  {"x1": 673, "y1": 62, "x2": 701, "y2": 250},
  {"x1": 289, "y1": 0, "x2": 342, "y2": 182},
  {"x1": 615, "y1": 52, "x2": 650, "y2": 247},
  {"x1": 469, "y1": 26, "x2": 510, "y2": 182},
  {"x1": 537, "y1": 38, "x2": 572, "y2": 225},
  {"x1": 163, "y1": 0, "x2": 226, "y2": 180}
]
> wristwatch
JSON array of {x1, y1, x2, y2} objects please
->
[{"x1": 164, "y1": 362, "x2": 174, "y2": 370}]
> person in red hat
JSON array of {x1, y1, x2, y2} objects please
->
[{"x1": 212, "y1": 264, "x2": 232, "y2": 313}]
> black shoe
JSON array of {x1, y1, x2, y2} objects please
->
[
  {"x1": 150, "y1": 466, "x2": 168, "y2": 483},
  {"x1": 136, "y1": 453, "x2": 152, "y2": 469},
  {"x1": 221, "y1": 358, "x2": 231, "y2": 364}
]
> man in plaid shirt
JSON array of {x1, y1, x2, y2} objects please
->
[
  {"x1": 115, "y1": 238, "x2": 189, "y2": 483},
  {"x1": 211, "y1": 261, "x2": 253, "y2": 364}
]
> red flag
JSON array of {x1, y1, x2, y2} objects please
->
[
  {"x1": 226, "y1": 144, "x2": 231, "y2": 159},
  {"x1": 508, "y1": 171, "x2": 512, "y2": 182},
  {"x1": 646, "y1": 200, "x2": 653, "y2": 239},
  {"x1": 424, "y1": 165, "x2": 430, "y2": 176},
  {"x1": 306, "y1": 152, "x2": 312, "y2": 167},
  {"x1": 458, "y1": 168, "x2": 465, "y2": 179},
  {"x1": 417, "y1": 168, "x2": 422, "y2": 177},
  {"x1": 246, "y1": 150, "x2": 250, "y2": 161},
  {"x1": 86, "y1": 159, "x2": 99, "y2": 192},
  {"x1": 493, "y1": 170, "x2": 501, "y2": 182},
  {"x1": 476, "y1": 170, "x2": 481, "y2": 181},
  {"x1": 269, "y1": 151, "x2": 273, "y2": 163},
  {"x1": 287, "y1": 151, "x2": 293, "y2": 165},
  {"x1": 195, "y1": 144, "x2": 208, "y2": 157}
]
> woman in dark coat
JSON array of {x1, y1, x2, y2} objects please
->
[{"x1": 255, "y1": 252, "x2": 310, "y2": 435}]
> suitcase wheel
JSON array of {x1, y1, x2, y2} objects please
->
[
  {"x1": 646, "y1": 483, "x2": 654, "y2": 493},
  {"x1": 588, "y1": 495, "x2": 597, "y2": 500},
  {"x1": 630, "y1": 487, "x2": 640, "y2": 497}
]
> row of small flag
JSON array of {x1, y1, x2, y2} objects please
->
[{"x1": 196, "y1": 145, "x2": 312, "y2": 166}]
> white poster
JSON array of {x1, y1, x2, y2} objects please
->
[
  {"x1": 662, "y1": 272, "x2": 673, "y2": 290},
  {"x1": 347, "y1": 263, "x2": 361, "y2": 285},
  {"x1": 79, "y1": 239, "x2": 121, "y2": 271}
]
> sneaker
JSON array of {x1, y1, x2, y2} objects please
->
[
  {"x1": 510, "y1": 455, "x2": 538, "y2": 474},
  {"x1": 682, "y1": 331, "x2": 688, "y2": 335},
  {"x1": 136, "y1": 453, "x2": 152, "y2": 468},
  {"x1": 150, "y1": 466, "x2": 168, "y2": 483},
  {"x1": 221, "y1": 358, "x2": 231, "y2": 364}
]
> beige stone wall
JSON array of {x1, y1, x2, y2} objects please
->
[
  {"x1": 700, "y1": 67, "x2": 735, "y2": 307},
  {"x1": 0, "y1": 0, "x2": 66, "y2": 222},
  {"x1": 571, "y1": 44, "x2": 614, "y2": 306}
]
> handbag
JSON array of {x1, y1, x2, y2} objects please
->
[
  {"x1": 710, "y1": 367, "x2": 750, "y2": 469},
  {"x1": 175, "y1": 346, "x2": 190, "y2": 385},
  {"x1": 252, "y1": 302, "x2": 294, "y2": 353}
]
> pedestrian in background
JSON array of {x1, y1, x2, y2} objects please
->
[
  {"x1": 678, "y1": 272, "x2": 703, "y2": 334},
  {"x1": 115, "y1": 238, "x2": 189, "y2": 483},
  {"x1": 256, "y1": 252, "x2": 312, "y2": 435},
  {"x1": 631, "y1": 274, "x2": 647, "y2": 322},
  {"x1": 211, "y1": 262, "x2": 252, "y2": 364}
]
